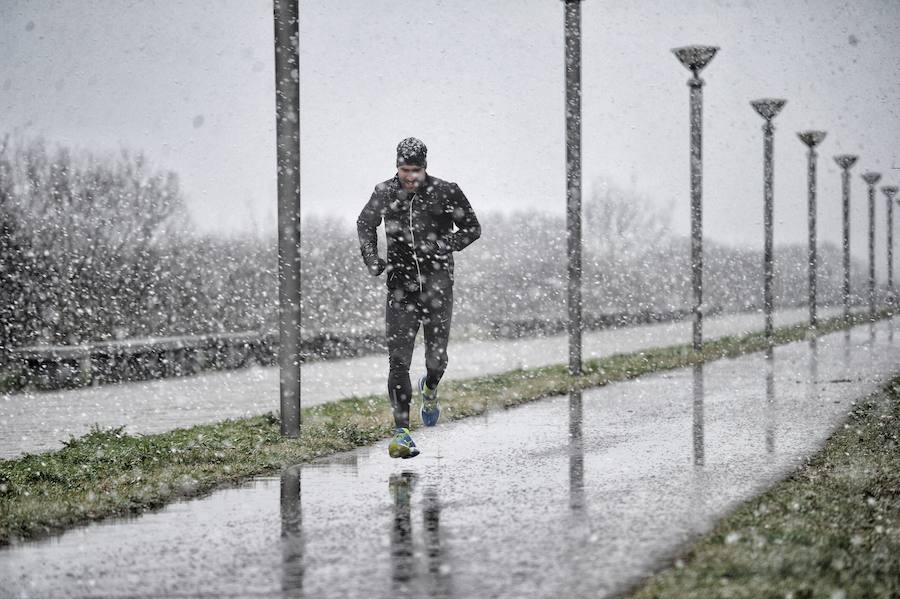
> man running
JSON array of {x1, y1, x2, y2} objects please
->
[{"x1": 357, "y1": 137, "x2": 481, "y2": 458}]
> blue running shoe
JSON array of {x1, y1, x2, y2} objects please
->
[
  {"x1": 419, "y1": 375, "x2": 440, "y2": 427},
  {"x1": 388, "y1": 427, "x2": 420, "y2": 459}
]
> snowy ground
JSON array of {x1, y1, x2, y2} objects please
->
[{"x1": 0, "y1": 306, "x2": 848, "y2": 459}]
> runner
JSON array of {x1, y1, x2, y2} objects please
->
[{"x1": 357, "y1": 137, "x2": 481, "y2": 458}]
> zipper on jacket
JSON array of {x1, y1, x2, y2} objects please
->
[{"x1": 408, "y1": 193, "x2": 423, "y2": 293}]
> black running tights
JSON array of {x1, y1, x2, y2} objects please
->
[{"x1": 386, "y1": 283, "x2": 453, "y2": 428}]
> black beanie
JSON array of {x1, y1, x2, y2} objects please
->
[{"x1": 396, "y1": 137, "x2": 427, "y2": 168}]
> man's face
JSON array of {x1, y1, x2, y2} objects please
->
[{"x1": 398, "y1": 165, "x2": 425, "y2": 192}]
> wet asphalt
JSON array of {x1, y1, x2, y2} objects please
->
[
  {"x1": 2, "y1": 319, "x2": 898, "y2": 599},
  {"x1": 1, "y1": 306, "x2": 849, "y2": 458}
]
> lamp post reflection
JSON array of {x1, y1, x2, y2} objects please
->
[
  {"x1": 843, "y1": 325, "x2": 852, "y2": 366},
  {"x1": 280, "y1": 465, "x2": 304, "y2": 596},
  {"x1": 692, "y1": 364, "x2": 705, "y2": 467},
  {"x1": 765, "y1": 347, "x2": 775, "y2": 454},
  {"x1": 807, "y1": 337, "x2": 819, "y2": 404},
  {"x1": 569, "y1": 389, "x2": 585, "y2": 511}
]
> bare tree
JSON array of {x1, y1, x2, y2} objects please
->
[{"x1": 0, "y1": 136, "x2": 192, "y2": 347}]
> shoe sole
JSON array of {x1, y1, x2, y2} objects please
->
[
  {"x1": 389, "y1": 447, "x2": 419, "y2": 459},
  {"x1": 389, "y1": 436, "x2": 420, "y2": 459}
]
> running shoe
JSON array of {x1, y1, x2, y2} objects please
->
[
  {"x1": 388, "y1": 427, "x2": 420, "y2": 459},
  {"x1": 419, "y1": 375, "x2": 440, "y2": 427}
]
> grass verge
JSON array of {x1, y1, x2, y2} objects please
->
[
  {"x1": 0, "y1": 310, "x2": 893, "y2": 546},
  {"x1": 627, "y1": 375, "x2": 900, "y2": 599}
]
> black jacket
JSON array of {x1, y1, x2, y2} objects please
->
[{"x1": 357, "y1": 174, "x2": 481, "y2": 292}]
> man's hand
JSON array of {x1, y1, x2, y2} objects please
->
[
  {"x1": 419, "y1": 238, "x2": 450, "y2": 256},
  {"x1": 366, "y1": 257, "x2": 387, "y2": 276}
]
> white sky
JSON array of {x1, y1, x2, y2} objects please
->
[{"x1": 1, "y1": 0, "x2": 898, "y2": 259}]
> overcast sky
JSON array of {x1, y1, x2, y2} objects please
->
[{"x1": 1, "y1": 0, "x2": 898, "y2": 260}]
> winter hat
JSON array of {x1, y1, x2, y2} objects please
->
[{"x1": 396, "y1": 137, "x2": 427, "y2": 168}]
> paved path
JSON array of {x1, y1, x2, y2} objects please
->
[
  {"x1": 0, "y1": 307, "x2": 847, "y2": 459},
  {"x1": 1, "y1": 318, "x2": 897, "y2": 598}
]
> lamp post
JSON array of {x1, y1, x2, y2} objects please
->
[
  {"x1": 563, "y1": 0, "x2": 583, "y2": 376},
  {"x1": 274, "y1": 0, "x2": 302, "y2": 436},
  {"x1": 751, "y1": 98, "x2": 787, "y2": 347},
  {"x1": 881, "y1": 185, "x2": 898, "y2": 301},
  {"x1": 834, "y1": 155, "x2": 858, "y2": 324},
  {"x1": 798, "y1": 131, "x2": 826, "y2": 331},
  {"x1": 672, "y1": 45, "x2": 718, "y2": 352},
  {"x1": 861, "y1": 171, "x2": 882, "y2": 321}
]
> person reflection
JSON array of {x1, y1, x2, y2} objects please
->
[
  {"x1": 423, "y1": 485, "x2": 452, "y2": 597},
  {"x1": 765, "y1": 347, "x2": 775, "y2": 454},
  {"x1": 692, "y1": 364, "x2": 704, "y2": 467},
  {"x1": 388, "y1": 472, "x2": 452, "y2": 598},
  {"x1": 389, "y1": 471, "x2": 416, "y2": 588},
  {"x1": 280, "y1": 465, "x2": 304, "y2": 597},
  {"x1": 568, "y1": 389, "x2": 585, "y2": 511}
]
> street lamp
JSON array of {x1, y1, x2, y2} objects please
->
[
  {"x1": 274, "y1": 0, "x2": 302, "y2": 436},
  {"x1": 563, "y1": 0, "x2": 583, "y2": 376},
  {"x1": 881, "y1": 185, "x2": 898, "y2": 301},
  {"x1": 834, "y1": 155, "x2": 858, "y2": 324},
  {"x1": 861, "y1": 171, "x2": 882, "y2": 321},
  {"x1": 672, "y1": 45, "x2": 718, "y2": 352},
  {"x1": 751, "y1": 98, "x2": 787, "y2": 347},
  {"x1": 797, "y1": 131, "x2": 826, "y2": 331}
]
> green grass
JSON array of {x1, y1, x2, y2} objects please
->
[
  {"x1": 0, "y1": 310, "x2": 893, "y2": 546},
  {"x1": 0, "y1": 369, "x2": 21, "y2": 394},
  {"x1": 627, "y1": 375, "x2": 900, "y2": 599}
]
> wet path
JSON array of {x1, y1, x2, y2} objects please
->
[
  {"x1": 2, "y1": 319, "x2": 897, "y2": 598},
  {"x1": 0, "y1": 307, "x2": 849, "y2": 458}
]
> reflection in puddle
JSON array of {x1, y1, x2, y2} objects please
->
[
  {"x1": 390, "y1": 472, "x2": 416, "y2": 587},
  {"x1": 569, "y1": 390, "x2": 584, "y2": 511},
  {"x1": 389, "y1": 471, "x2": 452, "y2": 598},
  {"x1": 423, "y1": 485, "x2": 451, "y2": 595},
  {"x1": 765, "y1": 347, "x2": 775, "y2": 454},
  {"x1": 281, "y1": 465, "x2": 304, "y2": 596},
  {"x1": 692, "y1": 364, "x2": 704, "y2": 468},
  {"x1": 844, "y1": 329, "x2": 851, "y2": 366},
  {"x1": 807, "y1": 338, "x2": 819, "y2": 403}
]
